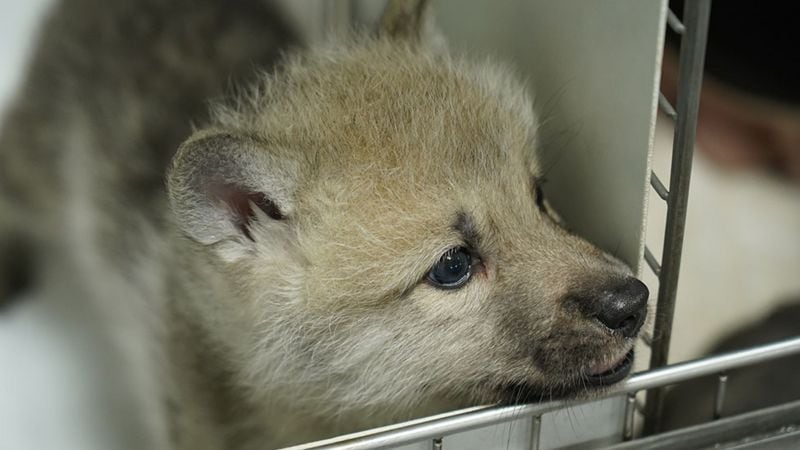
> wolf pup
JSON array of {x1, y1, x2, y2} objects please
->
[{"x1": 0, "y1": 0, "x2": 649, "y2": 448}]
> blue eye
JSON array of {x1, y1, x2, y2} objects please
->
[{"x1": 427, "y1": 247, "x2": 472, "y2": 289}]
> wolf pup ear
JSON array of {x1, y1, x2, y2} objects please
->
[
  {"x1": 377, "y1": 0, "x2": 444, "y2": 47},
  {"x1": 167, "y1": 131, "x2": 298, "y2": 260}
]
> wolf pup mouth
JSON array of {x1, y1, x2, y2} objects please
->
[{"x1": 584, "y1": 349, "x2": 635, "y2": 386}]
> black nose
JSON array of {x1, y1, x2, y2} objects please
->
[{"x1": 578, "y1": 278, "x2": 649, "y2": 338}]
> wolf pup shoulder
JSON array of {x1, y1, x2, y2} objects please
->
[{"x1": 0, "y1": 0, "x2": 649, "y2": 448}]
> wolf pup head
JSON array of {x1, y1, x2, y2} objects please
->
[{"x1": 167, "y1": 0, "x2": 647, "y2": 428}]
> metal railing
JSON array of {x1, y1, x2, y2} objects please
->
[{"x1": 287, "y1": 337, "x2": 800, "y2": 449}]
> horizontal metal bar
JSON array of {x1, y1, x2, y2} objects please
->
[
  {"x1": 630, "y1": 336, "x2": 800, "y2": 392},
  {"x1": 607, "y1": 399, "x2": 800, "y2": 449},
  {"x1": 658, "y1": 93, "x2": 678, "y2": 120},
  {"x1": 667, "y1": 9, "x2": 685, "y2": 35},
  {"x1": 285, "y1": 336, "x2": 800, "y2": 450},
  {"x1": 644, "y1": 246, "x2": 661, "y2": 276},
  {"x1": 282, "y1": 406, "x2": 488, "y2": 450},
  {"x1": 730, "y1": 429, "x2": 800, "y2": 449},
  {"x1": 649, "y1": 171, "x2": 669, "y2": 201}
]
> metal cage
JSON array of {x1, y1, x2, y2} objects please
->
[{"x1": 290, "y1": 1, "x2": 800, "y2": 448}]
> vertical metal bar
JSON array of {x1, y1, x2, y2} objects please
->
[
  {"x1": 714, "y1": 373, "x2": 729, "y2": 420},
  {"x1": 529, "y1": 415, "x2": 542, "y2": 450},
  {"x1": 623, "y1": 393, "x2": 637, "y2": 440},
  {"x1": 431, "y1": 437, "x2": 443, "y2": 450},
  {"x1": 644, "y1": 0, "x2": 712, "y2": 435}
]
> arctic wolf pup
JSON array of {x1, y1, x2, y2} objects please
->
[{"x1": 0, "y1": 0, "x2": 648, "y2": 448}]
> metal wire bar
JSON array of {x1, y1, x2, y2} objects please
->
[
  {"x1": 623, "y1": 393, "x2": 637, "y2": 440},
  {"x1": 650, "y1": 171, "x2": 670, "y2": 200},
  {"x1": 644, "y1": 246, "x2": 662, "y2": 276},
  {"x1": 607, "y1": 399, "x2": 800, "y2": 450},
  {"x1": 713, "y1": 373, "x2": 728, "y2": 420},
  {"x1": 285, "y1": 336, "x2": 800, "y2": 449},
  {"x1": 666, "y1": 9, "x2": 686, "y2": 35},
  {"x1": 658, "y1": 93, "x2": 678, "y2": 120},
  {"x1": 644, "y1": 0, "x2": 712, "y2": 435},
  {"x1": 529, "y1": 415, "x2": 542, "y2": 450}
]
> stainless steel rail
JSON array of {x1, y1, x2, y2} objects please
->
[
  {"x1": 287, "y1": 336, "x2": 800, "y2": 449},
  {"x1": 608, "y1": 399, "x2": 800, "y2": 449}
]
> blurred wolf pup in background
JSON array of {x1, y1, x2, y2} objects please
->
[{"x1": 0, "y1": 0, "x2": 648, "y2": 448}]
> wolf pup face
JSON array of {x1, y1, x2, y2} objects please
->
[{"x1": 168, "y1": 0, "x2": 647, "y2": 423}]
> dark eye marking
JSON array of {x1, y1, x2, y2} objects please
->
[
  {"x1": 454, "y1": 212, "x2": 481, "y2": 247},
  {"x1": 427, "y1": 246, "x2": 473, "y2": 289}
]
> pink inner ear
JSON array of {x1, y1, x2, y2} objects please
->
[{"x1": 210, "y1": 183, "x2": 283, "y2": 242}]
